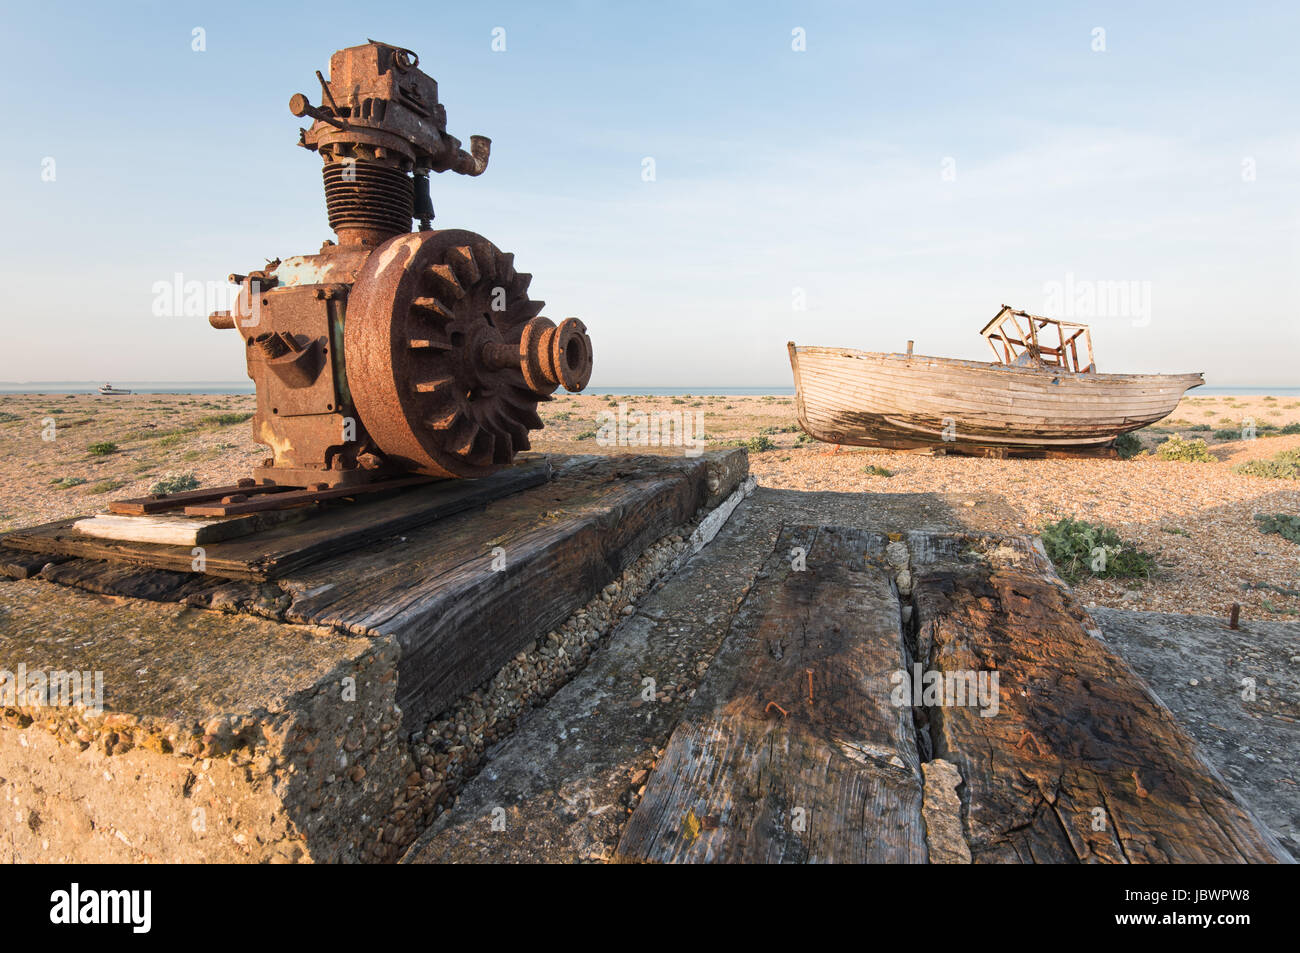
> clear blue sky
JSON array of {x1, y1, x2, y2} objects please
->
[{"x1": 1, "y1": 0, "x2": 1297, "y2": 386}]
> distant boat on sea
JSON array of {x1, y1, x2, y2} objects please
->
[
  {"x1": 788, "y1": 305, "x2": 1204, "y2": 458},
  {"x1": 98, "y1": 383, "x2": 132, "y2": 395}
]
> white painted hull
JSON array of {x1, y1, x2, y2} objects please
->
[{"x1": 788, "y1": 343, "x2": 1203, "y2": 454}]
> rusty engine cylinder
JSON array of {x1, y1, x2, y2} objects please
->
[{"x1": 209, "y1": 41, "x2": 593, "y2": 485}]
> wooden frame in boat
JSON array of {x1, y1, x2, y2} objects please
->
[{"x1": 981, "y1": 304, "x2": 1096, "y2": 373}]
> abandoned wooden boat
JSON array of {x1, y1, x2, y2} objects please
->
[{"x1": 788, "y1": 305, "x2": 1204, "y2": 458}]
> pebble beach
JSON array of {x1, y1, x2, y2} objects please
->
[{"x1": 1, "y1": 389, "x2": 1296, "y2": 620}]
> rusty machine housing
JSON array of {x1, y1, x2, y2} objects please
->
[{"x1": 208, "y1": 41, "x2": 592, "y2": 491}]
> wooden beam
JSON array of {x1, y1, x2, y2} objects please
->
[
  {"x1": 108, "y1": 482, "x2": 294, "y2": 515},
  {"x1": 619, "y1": 527, "x2": 1287, "y2": 863},
  {"x1": 615, "y1": 526, "x2": 927, "y2": 863},
  {"x1": 288, "y1": 456, "x2": 719, "y2": 724},
  {"x1": 0, "y1": 546, "x2": 71, "y2": 580},
  {"x1": 906, "y1": 532, "x2": 1289, "y2": 863}
]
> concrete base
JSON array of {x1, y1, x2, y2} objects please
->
[
  {"x1": 0, "y1": 452, "x2": 748, "y2": 862},
  {"x1": 0, "y1": 585, "x2": 401, "y2": 862}
]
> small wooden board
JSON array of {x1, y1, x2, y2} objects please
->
[
  {"x1": 615, "y1": 525, "x2": 928, "y2": 863},
  {"x1": 73, "y1": 508, "x2": 308, "y2": 546},
  {"x1": 183, "y1": 476, "x2": 436, "y2": 516},
  {"x1": 107, "y1": 482, "x2": 294, "y2": 515}
]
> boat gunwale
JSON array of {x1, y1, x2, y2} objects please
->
[{"x1": 788, "y1": 342, "x2": 1205, "y2": 388}]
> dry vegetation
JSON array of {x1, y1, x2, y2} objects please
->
[{"x1": 1, "y1": 390, "x2": 1297, "y2": 620}]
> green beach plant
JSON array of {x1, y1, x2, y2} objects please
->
[
  {"x1": 1234, "y1": 449, "x2": 1300, "y2": 480},
  {"x1": 1113, "y1": 432, "x2": 1143, "y2": 459},
  {"x1": 1040, "y1": 517, "x2": 1158, "y2": 585},
  {"x1": 149, "y1": 471, "x2": 199, "y2": 495},
  {"x1": 1254, "y1": 513, "x2": 1300, "y2": 545},
  {"x1": 1155, "y1": 434, "x2": 1214, "y2": 462},
  {"x1": 201, "y1": 412, "x2": 254, "y2": 426}
]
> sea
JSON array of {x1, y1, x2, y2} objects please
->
[{"x1": 0, "y1": 383, "x2": 1296, "y2": 397}]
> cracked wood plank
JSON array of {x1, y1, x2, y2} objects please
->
[
  {"x1": 907, "y1": 530, "x2": 1290, "y2": 864},
  {"x1": 615, "y1": 525, "x2": 927, "y2": 863},
  {"x1": 0, "y1": 545, "x2": 71, "y2": 580}
]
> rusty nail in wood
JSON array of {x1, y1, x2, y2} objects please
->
[
  {"x1": 764, "y1": 701, "x2": 787, "y2": 719},
  {"x1": 806, "y1": 669, "x2": 814, "y2": 704},
  {"x1": 1131, "y1": 769, "x2": 1149, "y2": 799},
  {"x1": 1015, "y1": 730, "x2": 1043, "y2": 755}
]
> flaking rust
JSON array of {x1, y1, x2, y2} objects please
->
[{"x1": 205, "y1": 40, "x2": 593, "y2": 489}]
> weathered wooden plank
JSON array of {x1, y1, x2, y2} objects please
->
[
  {"x1": 287, "y1": 456, "x2": 714, "y2": 723},
  {"x1": 36, "y1": 558, "x2": 225, "y2": 603},
  {"x1": 2, "y1": 459, "x2": 552, "y2": 580},
  {"x1": 0, "y1": 546, "x2": 71, "y2": 580},
  {"x1": 73, "y1": 507, "x2": 308, "y2": 546},
  {"x1": 183, "y1": 475, "x2": 434, "y2": 516},
  {"x1": 615, "y1": 525, "x2": 928, "y2": 863},
  {"x1": 904, "y1": 530, "x2": 1290, "y2": 864},
  {"x1": 106, "y1": 481, "x2": 292, "y2": 514}
]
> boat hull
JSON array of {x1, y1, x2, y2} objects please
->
[{"x1": 788, "y1": 343, "x2": 1203, "y2": 455}]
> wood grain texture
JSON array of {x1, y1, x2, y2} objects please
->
[
  {"x1": 287, "y1": 455, "x2": 715, "y2": 723},
  {"x1": 0, "y1": 546, "x2": 71, "y2": 580},
  {"x1": 617, "y1": 527, "x2": 1285, "y2": 864},
  {"x1": 36, "y1": 558, "x2": 228, "y2": 603},
  {"x1": 72, "y1": 508, "x2": 307, "y2": 546},
  {"x1": 615, "y1": 525, "x2": 928, "y2": 863},
  {"x1": 905, "y1": 530, "x2": 1291, "y2": 864}
]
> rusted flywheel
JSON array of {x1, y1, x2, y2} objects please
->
[{"x1": 346, "y1": 229, "x2": 593, "y2": 478}]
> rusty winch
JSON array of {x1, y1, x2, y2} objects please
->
[{"x1": 209, "y1": 40, "x2": 593, "y2": 488}]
